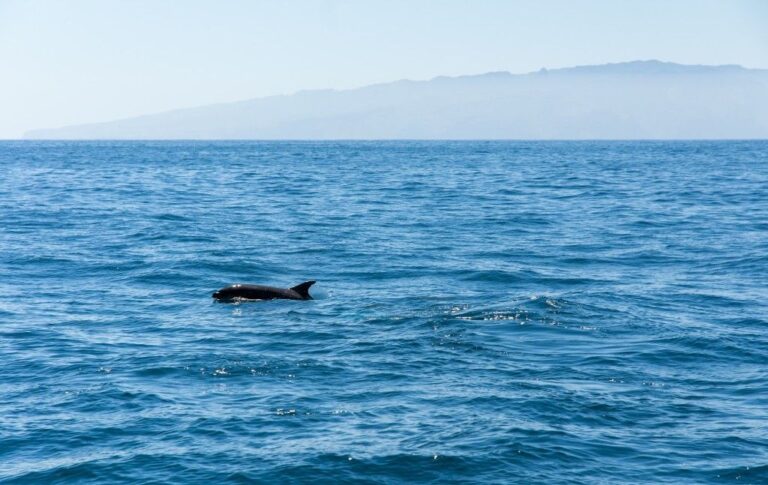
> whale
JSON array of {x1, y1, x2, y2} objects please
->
[{"x1": 212, "y1": 280, "x2": 315, "y2": 302}]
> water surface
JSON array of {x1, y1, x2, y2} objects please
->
[{"x1": 1, "y1": 141, "x2": 767, "y2": 483}]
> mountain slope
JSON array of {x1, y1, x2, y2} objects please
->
[{"x1": 25, "y1": 60, "x2": 768, "y2": 139}]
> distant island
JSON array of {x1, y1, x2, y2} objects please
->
[{"x1": 25, "y1": 60, "x2": 768, "y2": 140}]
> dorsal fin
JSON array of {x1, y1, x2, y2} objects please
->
[{"x1": 290, "y1": 280, "x2": 316, "y2": 299}]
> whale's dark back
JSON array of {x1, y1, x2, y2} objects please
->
[{"x1": 213, "y1": 281, "x2": 315, "y2": 301}]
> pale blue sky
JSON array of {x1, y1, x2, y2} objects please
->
[{"x1": 1, "y1": 0, "x2": 766, "y2": 138}]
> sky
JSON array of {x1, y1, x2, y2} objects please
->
[{"x1": 1, "y1": 0, "x2": 766, "y2": 138}]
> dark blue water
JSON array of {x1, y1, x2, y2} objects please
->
[{"x1": 1, "y1": 141, "x2": 767, "y2": 483}]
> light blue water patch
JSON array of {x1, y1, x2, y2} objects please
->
[{"x1": 1, "y1": 141, "x2": 767, "y2": 483}]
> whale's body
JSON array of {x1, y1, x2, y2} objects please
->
[{"x1": 212, "y1": 281, "x2": 315, "y2": 302}]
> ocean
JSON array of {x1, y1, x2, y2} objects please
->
[{"x1": 1, "y1": 140, "x2": 766, "y2": 483}]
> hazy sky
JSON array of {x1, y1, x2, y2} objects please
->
[{"x1": 1, "y1": 0, "x2": 766, "y2": 138}]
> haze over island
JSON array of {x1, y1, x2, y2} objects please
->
[{"x1": 25, "y1": 60, "x2": 768, "y2": 140}]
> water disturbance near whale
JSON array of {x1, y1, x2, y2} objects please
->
[{"x1": 212, "y1": 280, "x2": 315, "y2": 302}]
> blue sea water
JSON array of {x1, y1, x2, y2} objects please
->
[{"x1": 1, "y1": 140, "x2": 767, "y2": 484}]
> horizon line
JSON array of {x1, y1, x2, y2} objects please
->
[{"x1": 5, "y1": 138, "x2": 768, "y2": 143}]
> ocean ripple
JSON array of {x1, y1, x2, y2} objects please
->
[{"x1": 1, "y1": 140, "x2": 767, "y2": 483}]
